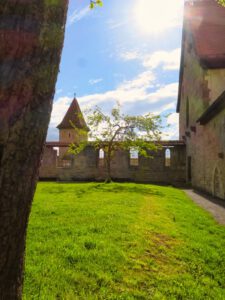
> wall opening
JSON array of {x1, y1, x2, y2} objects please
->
[
  {"x1": 53, "y1": 147, "x2": 59, "y2": 157},
  {"x1": 98, "y1": 149, "x2": 105, "y2": 167},
  {"x1": 165, "y1": 148, "x2": 171, "y2": 167},
  {"x1": 130, "y1": 148, "x2": 139, "y2": 166}
]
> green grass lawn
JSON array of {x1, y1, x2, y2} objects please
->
[{"x1": 23, "y1": 182, "x2": 225, "y2": 300}]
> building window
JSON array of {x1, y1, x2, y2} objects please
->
[
  {"x1": 165, "y1": 149, "x2": 171, "y2": 167},
  {"x1": 130, "y1": 148, "x2": 139, "y2": 166},
  {"x1": 99, "y1": 149, "x2": 105, "y2": 167},
  {"x1": 186, "y1": 97, "x2": 190, "y2": 128},
  {"x1": 53, "y1": 147, "x2": 59, "y2": 156}
]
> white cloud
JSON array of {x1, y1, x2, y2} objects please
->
[
  {"x1": 167, "y1": 112, "x2": 179, "y2": 126},
  {"x1": 161, "y1": 113, "x2": 179, "y2": 140},
  {"x1": 161, "y1": 127, "x2": 179, "y2": 140},
  {"x1": 89, "y1": 78, "x2": 103, "y2": 85},
  {"x1": 143, "y1": 48, "x2": 181, "y2": 70},
  {"x1": 120, "y1": 51, "x2": 140, "y2": 61},
  {"x1": 49, "y1": 80, "x2": 179, "y2": 141},
  {"x1": 119, "y1": 71, "x2": 155, "y2": 91},
  {"x1": 68, "y1": 6, "x2": 90, "y2": 26},
  {"x1": 150, "y1": 83, "x2": 178, "y2": 100},
  {"x1": 107, "y1": 19, "x2": 128, "y2": 30},
  {"x1": 56, "y1": 89, "x2": 63, "y2": 95},
  {"x1": 50, "y1": 97, "x2": 72, "y2": 127},
  {"x1": 50, "y1": 71, "x2": 178, "y2": 133},
  {"x1": 120, "y1": 48, "x2": 181, "y2": 71}
]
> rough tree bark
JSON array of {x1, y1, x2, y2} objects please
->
[
  {"x1": 105, "y1": 146, "x2": 112, "y2": 183},
  {"x1": 0, "y1": 1, "x2": 69, "y2": 298}
]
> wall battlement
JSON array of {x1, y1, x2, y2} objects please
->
[{"x1": 39, "y1": 142, "x2": 186, "y2": 185}]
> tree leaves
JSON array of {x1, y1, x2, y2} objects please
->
[
  {"x1": 90, "y1": 0, "x2": 103, "y2": 9},
  {"x1": 69, "y1": 103, "x2": 163, "y2": 158},
  {"x1": 218, "y1": 0, "x2": 225, "y2": 6}
]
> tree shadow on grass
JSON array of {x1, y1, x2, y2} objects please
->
[
  {"x1": 40, "y1": 182, "x2": 166, "y2": 198},
  {"x1": 68, "y1": 183, "x2": 164, "y2": 198}
]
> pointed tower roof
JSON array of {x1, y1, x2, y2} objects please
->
[{"x1": 57, "y1": 98, "x2": 88, "y2": 130}]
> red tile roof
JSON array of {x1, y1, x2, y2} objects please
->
[
  {"x1": 177, "y1": 0, "x2": 225, "y2": 112},
  {"x1": 185, "y1": 0, "x2": 225, "y2": 68},
  {"x1": 57, "y1": 98, "x2": 88, "y2": 130}
]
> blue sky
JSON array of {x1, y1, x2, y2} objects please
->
[{"x1": 48, "y1": 0, "x2": 184, "y2": 141}]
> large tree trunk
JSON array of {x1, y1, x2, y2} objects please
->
[
  {"x1": 105, "y1": 160, "x2": 112, "y2": 183},
  {"x1": 0, "y1": 1, "x2": 68, "y2": 298},
  {"x1": 105, "y1": 150, "x2": 112, "y2": 183}
]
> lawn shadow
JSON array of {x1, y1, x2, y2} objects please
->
[
  {"x1": 79, "y1": 183, "x2": 165, "y2": 197},
  {"x1": 39, "y1": 182, "x2": 167, "y2": 198}
]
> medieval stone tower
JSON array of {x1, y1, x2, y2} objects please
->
[{"x1": 57, "y1": 97, "x2": 88, "y2": 158}]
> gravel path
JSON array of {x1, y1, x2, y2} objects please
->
[{"x1": 184, "y1": 189, "x2": 225, "y2": 225}]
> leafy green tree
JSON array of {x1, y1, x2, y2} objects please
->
[
  {"x1": 90, "y1": 0, "x2": 103, "y2": 9},
  {"x1": 70, "y1": 104, "x2": 163, "y2": 183},
  {"x1": 218, "y1": 0, "x2": 225, "y2": 6}
]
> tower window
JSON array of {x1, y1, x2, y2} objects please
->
[
  {"x1": 165, "y1": 149, "x2": 171, "y2": 167},
  {"x1": 130, "y1": 148, "x2": 139, "y2": 166}
]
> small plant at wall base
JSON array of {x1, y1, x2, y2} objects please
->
[{"x1": 69, "y1": 104, "x2": 163, "y2": 183}]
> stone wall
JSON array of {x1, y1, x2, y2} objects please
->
[
  {"x1": 39, "y1": 144, "x2": 186, "y2": 185},
  {"x1": 206, "y1": 69, "x2": 225, "y2": 104},
  {"x1": 179, "y1": 32, "x2": 209, "y2": 139},
  {"x1": 186, "y1": 110, "x2": 225, "y2": 200},
  {"x1": 39, "y1": 147, "x2": 58, "y2": 179},
  {"x1": 179, "y1": 30, "x2": 225, "y2": 200}
]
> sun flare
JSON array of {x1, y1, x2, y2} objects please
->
[{"x1": 133, "y1": 0, "x2": 183, "y2": 35}]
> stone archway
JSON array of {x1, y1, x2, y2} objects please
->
[{"x1": 213, "y1": 166, "x2": 224, "y2": 200}]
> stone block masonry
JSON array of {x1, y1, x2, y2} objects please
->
[{"x1": 39, "y1": 142, "x2": 186, "y2": 185}]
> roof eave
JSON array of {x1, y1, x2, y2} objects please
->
[
  {"x1": 199, "y1": 57, "x2": 225, "y2": 69},
  {"x1": 197, "y1": 90, "x2": 225, "y2": 125}
]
